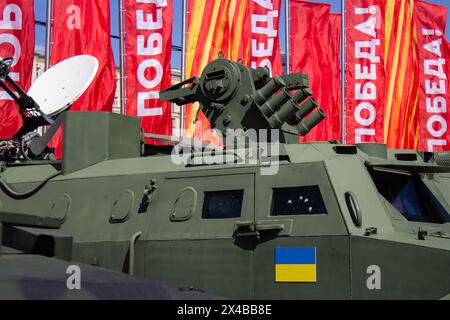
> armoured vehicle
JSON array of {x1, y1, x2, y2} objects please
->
[{"x1": 0, "y1": 57, "x2": 449, "y2": 299}]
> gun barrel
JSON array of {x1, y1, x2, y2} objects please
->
[
  {"x1": 268, "y1": 100, "x2": 300, "y2": 128},
  {"x1": 253, "y1": 76, "x2": 286, "y2": 105},
  {"x1": 291, "y1": 98, "x2": 319, "y2": 124},
  {"x1": 292, "y1": 88, "x2": 312, "y2": 103},
  {"x1": 297, "y1": 108, "x2": 327, "y2": 136},
  {"x1": 259, "y1": 88, "x2": 292, "y2": 118}
]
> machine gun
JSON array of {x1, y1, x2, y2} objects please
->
[{"x1": 160, "y1": 57, "x2": 326, "y2": 144}]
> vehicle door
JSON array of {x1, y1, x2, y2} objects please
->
[
  {"x1": 144, "y1": 167, "x2": 256, "y2": 299},
  {"x1": 253, "y1": 162, "x2": 350, "y2": 299},
  {"x1": 327, "y1": 156, "x2": 450, "y2": 299}
]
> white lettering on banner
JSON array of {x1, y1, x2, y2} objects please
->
[
  {"x1": 137, "y1": 0, "x2": 167, "y2": 6},
  {"x1": 0, "y1": 4, "x2": 22, "y2": 101},
  {"x1": 137, "y1": 59, "x2": 163, "y2": 89},
  {"x1": 66, "y1": 5, "x2": 81, "y2": 30},
  {"x1": 138, "y1": 92, "x2": 162, "y2": 116},
  {"x1": 135, "y1": 1, "x2": 166, "y2": 117},
  {"x1": 0, "y1": 34, "x2": 20, "y2": 66},
  {"x1": 353, "y1": 6, "x2": 381, "y2": 143},
  {"x1": 422, "y1": 29, "x2": 448, "y2": 151},
  {"x1": 0, "y1": 4, "x2": 22, "y2": 29},
  {"x1": 137, "y1": 33, "x2": 162, "y2": 55},
  {"x1": 136, "y1": 9, "x2": 162, "y2": 30},
  {"x1": 253, "y1": 0, "x2": 273, "y2": 9},
  {"x1": 250, "y1": 1, "x2": 277, "y2": 75}
]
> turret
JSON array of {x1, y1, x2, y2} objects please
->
[{"x1": 160, "y1": 57, "x2": 326, "y2": 143}]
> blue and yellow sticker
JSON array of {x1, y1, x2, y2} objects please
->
[{"x1": 275, "y1": 247, "x2": 317, "y2": 283}]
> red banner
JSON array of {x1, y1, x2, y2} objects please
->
[
  {"x1": 327, "y1": 13, "x2": 342, "y2": 140},
  {"x1": 290, "y1": 1, "x2": 341, "y2": 142},
  {"x1": 414, "y1": 1, "x2": 450, "y2": 151},
  {"x1": 51, "y1": 0, "x2": 116, "y2": 112},
  {"x1": 248, "y1": 0, "x2": 282, "y2": 76},
  {"x1": 345, "y1": 0, "x2": 385, "y2": 144},
  {"x1": 0, "y1": 0, "x2": 34, "y2": 138},
  {"x1": 124, "y1": 0, "x2": 172, "y2": 143},
  {"x1": 50, "y1": 0, "x2": 116, "y2": 156}
]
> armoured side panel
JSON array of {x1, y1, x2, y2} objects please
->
[
  {"x1": 143, "y1": 169, "x2": 256, "y2": 299},
  {"x1": 253, "y1": 162, "x2": 350, "y2": 299},
  {"x1": 324, "y1": 157, "x2": 395, "y2": 235},
  {"x1": 144, "y1": 239, "x2": 254, "y2": 299},
  {"x1": 72, "y1": 241, "x2": 132, "y2": 273},
  {"x1": 350, "y1": 236, "x2": 450, "y2": 299},
  {"x1": 254, "y1": 236, "x2": 350, "y2": 299},
  {"x1": 63, "y1": 112, "x2": 141, "y2": 174}
]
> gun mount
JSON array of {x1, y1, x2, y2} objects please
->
[
  {"x1": 0, "y1": 58, "x2": 55, "y2": 134},
  {"x1": 0, "y1": 57, "x2": 58, "y2": 161},
  {"x1": 0, "y1": 55, "x2": 98, "y2": 162},
  {"x1": 160, "y1": 57, "x2": 326, "y2": 144}
]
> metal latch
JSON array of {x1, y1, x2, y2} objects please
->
[
  {"x1": 255, "y1": 222, "x2": 285, "y2": 232},
  {"x1": 234, "y1": 221, "x2": 260, "y2": 238},
  {"x1": 418, "y1": 229, "x2": 428, "y2": 240},
  {"x1": 234, "y1": 221, "x2": 285, "y2": 238}
]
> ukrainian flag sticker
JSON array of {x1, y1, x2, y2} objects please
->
[{"x1": 275, "y1": 247, "x2": 317, "y2": 283}]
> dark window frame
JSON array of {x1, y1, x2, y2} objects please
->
[
  {"x1": 270, "y1": 185, "x2": 328, "y2": 216},
  {"x1": 369, "y1": 168, "x2": 450, "y2": 224},
  {"x1": 202, "y1": 189, "x2": 244, "y2": 219}
]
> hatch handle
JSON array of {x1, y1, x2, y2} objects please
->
[
  {"x1": 255, "y1": 222, "x2": 285, "y2": 232},
  {"x1": 129, "y1": 231, "x2": 142, "y2": 276},
  {"x1": 345, "y1": 191, "x2": 362, "y2": 227},
  {"x1": 233, "y1": 221, "x2": 260, "y2": 238}
]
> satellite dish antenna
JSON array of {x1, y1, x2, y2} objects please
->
[
  {"x1": 27, "y1": 55, "x2": 99, "y2": 116},
  {"x1": 0, "y1": 55, "x2": 99, "y2": 161}
]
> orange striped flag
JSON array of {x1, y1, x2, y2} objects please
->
[
  {"x1": 184, "y1": 0, "x2": 282, "y2": 141},
  {"x1": 383, "y1": 0, "x2": 420, "y2": 150},
  {"x1": 184, "y1": 0, "x2": 249, "y2": 140}
]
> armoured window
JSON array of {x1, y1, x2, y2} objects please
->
[
  {"x1": 271, "y1": 186, "x2": 327, "y2": 216},
  {"x1": 369, "y1": 169, "x2": 449, "y2": 223},
  {"x1": 202, "y1": 190, "x2": 244, "y2": 219}
]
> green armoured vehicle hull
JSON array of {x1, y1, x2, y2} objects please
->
[{"x1": 1, "y1": 58, "x2": 449, "y2": 299}]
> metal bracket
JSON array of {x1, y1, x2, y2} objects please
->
[
  {"x1": 364, "y1": 227, "x2": 378, "y2": 236},
  {"x1": 233, "y1": 221, "x2": 260, "y2": 238},
  {"x1": 234, "y1": 220, "x2": 286, "y2": 238},
  {"x1": 159, "y1": 76, "x2": 200, "y2": 105}
]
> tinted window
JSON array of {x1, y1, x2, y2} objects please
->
[
  {"x1": 369, "y1": 169, "x2": 449, "y2": 223},
  {"x1": 271, "y1": 186, "x2": 327, "y2": 216},
  {"x1": 202, "y1": 190, "x2": 244, "y2": 219}
]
